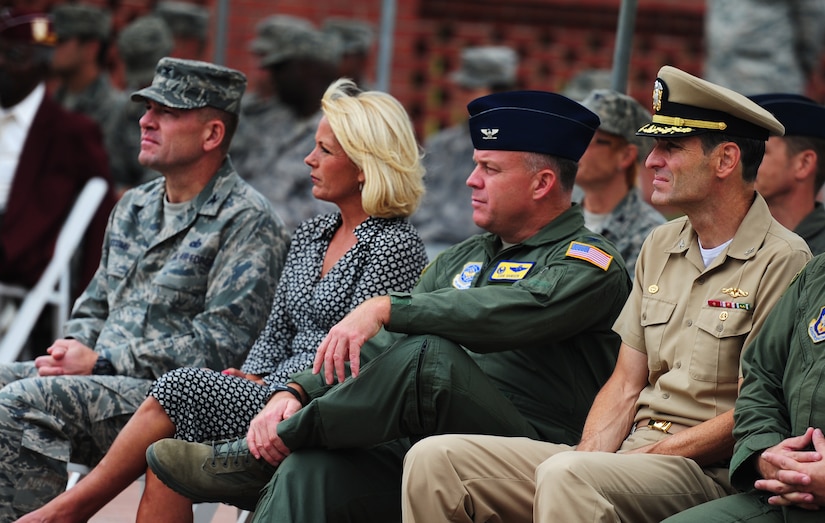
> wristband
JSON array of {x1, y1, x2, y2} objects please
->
[
  {"x1": 271, "y1": 384, "x2": 304, "y2": 406},
  {"x1": 91, "y1": 356, "x2": 117, "y2": 376}
]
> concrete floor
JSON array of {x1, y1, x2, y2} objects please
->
[{"x1": 88, "y1": 481, "x2": 240, "y2": 522}]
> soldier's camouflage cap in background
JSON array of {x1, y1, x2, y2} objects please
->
[
  {"x1": 322, "y1": 17, "x2": 374, "y2": 54},
  {"x1": 52, "y1": 3, "x2": 111, "y2": 41},
  {"x1": 256, "y1": 20, "x2": 341, "y2": 67},
  {"x1": 117, "y1": 15, "x2": 174, "y2": 89},
  {"x1": 154, "y1": 0, "x2": 209, "y2": 40},
  {"x1": 248, "y1": 14, "x2": 314, "y2": 58},
  {"x1": 450, "y1": 46, "x2": 518, "y2": 89},
  {"x1": 562, "y1": 69, "x2": 612, "y2": 102},
  {"x1": 131, "y1": 57, "x2": 247, "y2": 115},
  {"x1": 581, "y1": 89, "x2": 654, "y2": 154}
]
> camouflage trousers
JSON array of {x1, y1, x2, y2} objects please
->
[{"x1": 0, "y1": 362, "x2": 151, "y2": 522}]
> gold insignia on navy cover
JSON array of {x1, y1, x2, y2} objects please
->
[
  {"x1": 452, "y1": 262, "x2": 482, "y2": 290},
  {"x1": 808, "y1": 306, "x2": 825, "y2": 343},
  {"x1": 652, "y1": 79, "x2": 663, "y2": 112},
  {"x1": 721, "y1": 287, "x2": 749, "y2": 299},
  {"x1": 489, "y1": 261, "x2": 535, "y2": 281}
]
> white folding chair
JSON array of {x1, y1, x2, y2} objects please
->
[{"x1": 0, "y1": 177, "x2": 108, "y2": 363}]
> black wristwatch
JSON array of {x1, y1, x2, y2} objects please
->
[
  {"x1": 92, "y1": 356, "x2": 117, "y2": 375},
  {"x1": 271, "y1": 384, "x2": 304, "y2": 406}
]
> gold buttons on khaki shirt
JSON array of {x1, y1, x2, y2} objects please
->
[
  {"x1": 648, "y1": 284, "x2": 659, "y2": 294},
  {"x1": 719, "y1": 311, "x2": 728, "y2": 320}
]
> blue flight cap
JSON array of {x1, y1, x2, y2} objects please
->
[
  {"x1": 749, "y1": 93, "x2": 825, "y2": 140},
  {"x1": 467, "y1": 90, "x2": 600, "y2": 162}
]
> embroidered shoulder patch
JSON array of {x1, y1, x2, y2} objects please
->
[
  {"x1": 490, "y1": 261, "x2": 535, "y2": 282},
  {"x1": 452, "y1": 262, "x2": 482, "y2": 289},
  {"x1": 565, "y1": 241, "x2": 612, "y2": 271},
  {"x1": 809, "y1": 306, "x2": 825, "y2": 343}
]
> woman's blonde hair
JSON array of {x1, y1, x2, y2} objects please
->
[{"x1": 321, "y1": 78, "x2": 425, "y2": 218}]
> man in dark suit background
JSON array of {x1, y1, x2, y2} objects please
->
[{"x1": 0, "y1": 8, "x2": 115, "y2": 296}]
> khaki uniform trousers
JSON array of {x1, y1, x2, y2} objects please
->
[{"x1": 402, "y1": 428, "x2": 736, "y2": 523}]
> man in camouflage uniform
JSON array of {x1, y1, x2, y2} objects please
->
[
  {"x1": 705, "y1": 0, "x2": 825, "y2": 95},
  {"x1": 154, "y1": 0, "x2": 210, "y2": 61},
  {"x1": 50, "y1": 3, "x2": 123, "y2": 161},
  {"x1": 229, "y1": 15, "x2": 310, "y2": 197},
  {"x1": 235, "y1": 21, "x2": 341, "y2": 232},
  {"x1": 322, "y1": 17, "x2": 375, "y2": 88},
  {"x1": 412, "y1": 46, "x2": 518, "y2": 257},
  {"x1": 0, "y1": 57, "x2": 291, "y2": 520},
  {"x1": 751, "y1": 93, "x2": 825, "y2": 255},
  {"x1": 107, "y1": 15, "x2": 173, "y2": 194},
  {"x1": 575, "y1": 89, "x2": 666, "y2": 278}
]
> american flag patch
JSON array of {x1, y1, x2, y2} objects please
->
[{"x1": 565, "y1": 241, "x2": 612, "y2": 271}]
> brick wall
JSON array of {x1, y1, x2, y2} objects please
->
[{"x1": 23, "y1": 0, "x2": 825, "y2": 141}]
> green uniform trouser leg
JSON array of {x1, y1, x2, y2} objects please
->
[
  {"x1": 251, "y1": 440, "x2": 410, "y2": 523},
  {"x1": 662, "y1": 491, "x2": 824, "y2": 523},
  {"x1": 0, "y1": 363, "x2": 149, "y2": 520},
  {"x1": 279, "y1": 334, "x2": 540, "y2": 451}
]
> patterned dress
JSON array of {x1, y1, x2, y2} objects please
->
[{"x1": 149, "y1": 212, "x2": 428, "y2": 441}]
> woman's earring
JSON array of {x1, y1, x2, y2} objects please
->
[{"x1": 358, "y1": 182, "x2": 364, "y2": 192}]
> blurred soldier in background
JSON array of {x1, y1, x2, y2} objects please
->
[
  {"x1": 107, "y1": 15, "x2": 173, "y2": 195},
  {"x1": 322, "y1": 17, "x2": 375, "y2": 88},
  {"x1": 412, "y1": 45, "x2": 518, "y2": 257},
  {"x1": 154, "y1": 0, "x2": 209, "y2": 61},
  {"x1": 705, "y1": 0, "x2": 825, "y2": 95}
]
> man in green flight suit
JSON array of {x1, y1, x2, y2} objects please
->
[{"x1": 146, "y1": 89, "x2": 633, "y2": 522}]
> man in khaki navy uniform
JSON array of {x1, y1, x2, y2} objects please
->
[
  {"x1": 401, "y1": 65, "x2": 813, "y2": 523},
  {"x1": 144, "y1": 90, "x2": 632, "y2": 522},
  {"x1": 750, "y1": 94, "x2": 825, "y2": 256}
]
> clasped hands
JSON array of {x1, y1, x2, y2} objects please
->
[
  {"x1": 245, "y1": 296, "x2": 390, "y2": 467},
  {"x1": 756, "y1": 427, "x2": 825, "y2": 510}
]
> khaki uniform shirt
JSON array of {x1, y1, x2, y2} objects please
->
[{"x1": 613, "y1": 193, "x2": 810, "y2": 428}]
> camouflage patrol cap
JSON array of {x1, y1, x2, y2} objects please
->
[
  {"x1": 117, "y1": 16, "x2": 174, "y2": 89},
  {"x1": 637, "y1": 65, "x2": 784, "y2": 140},
  {"x1": 249, "y1": 15, "x2": 314, "y2": 56},
  {"x1": 131, "y1": 57, "x2": 247, "y2": 115},
  {"x1": 581, "y1": 89, "x2": 654, "y2": 153},
  {"x1": 52, "y1": 4, "x2": 111, "y2": 41},
  {"x1": 450, "y1": 46, "x2": 518, "y2": 89},
  {"x1": 562, "y1": 69, "x2": 612, "y2": 101},
  {"x1": 322, "y1": 17, "x2": 374, "y2": 54},
  {"x1": 154, "y1": 1, "x2": 209, "y2": 40},
  {"x1": 259, "y1": 23, "x2": 340, "y2": 67}
]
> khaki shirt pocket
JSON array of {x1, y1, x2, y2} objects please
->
[
  {"x1": 691, "y1": 307, "x2": 752, "y2": 383},
  {"x1": 640, "y1": 296, "x2": 676, "y2": 373}
]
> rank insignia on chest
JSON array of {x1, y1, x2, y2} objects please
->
[
  {"x1": 565, "y1": 241, "x2": 612, "y2": 270},
  {"x1": 452, "y1": 262, "x2": 483, "y2": 290},
  {"x1": 490, "y1": 261, "x2": 535, "y2": 282},
  {"x1": 809, "y1": 306, "x2": 825, "y2": 344}
]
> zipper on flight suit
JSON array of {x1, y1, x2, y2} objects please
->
[{"x1": 414, "y1": 337, "x2": 430, "y2": 434}]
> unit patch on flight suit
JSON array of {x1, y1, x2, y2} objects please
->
[
  {"x1": 452, "y1": 262, "x2": 482, "y2": 289},
  {"x1": 809, "y1": 306, "x2": 825, "y2": 343},
  {"x1": 489, "y1": 261, "x2": 534, "y2": 282}
]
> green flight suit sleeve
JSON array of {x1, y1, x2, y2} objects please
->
[{"x1": 729, "y1": 264, "x2": 802, "y2": 489}]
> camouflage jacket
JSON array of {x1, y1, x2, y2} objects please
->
[{"x1": 64, "y1": 158, "x2": 291, "y2": 379}]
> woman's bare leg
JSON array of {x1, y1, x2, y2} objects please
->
[
  {"x1": 16, "y1": 397, "x2": 176, "y2": 523},
  {"x1": 136, "y1": 469, "x2": 194, "y2": 523}
]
